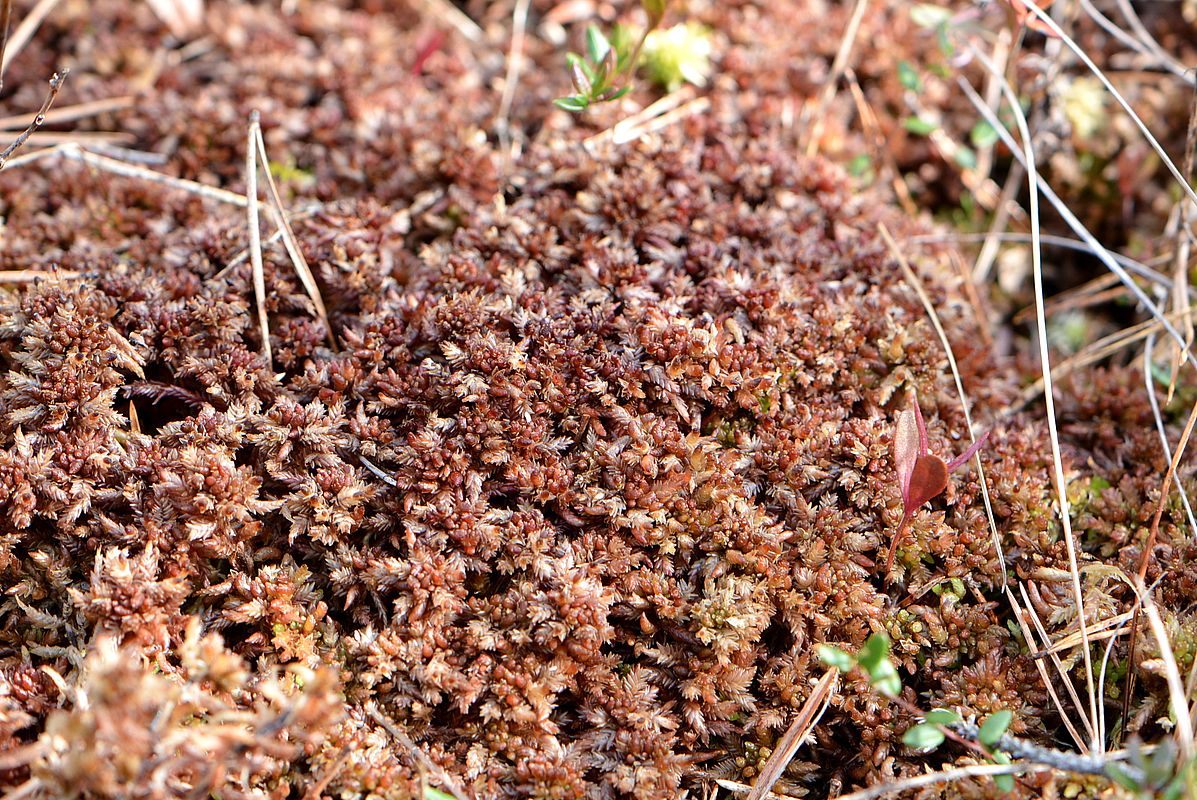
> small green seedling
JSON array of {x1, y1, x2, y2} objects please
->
[
  {"x1": 553, "y1": 0, "x2": 672, "y2": 113},
  {"x1": 817, "y1": 632, "x2": 901, "y2": 697},
  {"x1": 554, "y1": 26, "x2": 632, "y2": 112},
  {"x1": 818, "y1": 636, "x2": 1017, "y2": 794}
]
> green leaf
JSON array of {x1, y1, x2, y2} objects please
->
[
  {"x1": 1102, "y1": 763, "x2": 1140, "y2": 790},
  {"x1": 848, "y1": 154, "x2": 872, "y2": 177},
  {"x1": 970, "y1": 120, "x2": 999, "y2": 149},
  {"x1": 993, "y1": 774, "x2": 1015, "y2": 793},
  {"x1": 902, "y1": 723, "x2": 945, "y2": 749},
  {"x1": 903, "y1": 116, "x2": 937, "y2": 136},
  {"x1": 856, "y1": 633, "x2": 890, "y2": 673},
  {"x1": 566, "y1": 53, "x2": 597, "y2": 86},
  {"x1": 978, "y1": 710, "x2": 1013, "y2": 748},
  {"x1": 937, "y1": 22, "x2": 954, "y2": 56},
  {"x1": 870, "y1": 657, "x2": 901, "y2": 698},
  {"x1": 897, "y1": 61, "x2": 922, "y2": 92},
  {"x1": 924, "y1": 708, "x2": 962, "y2": 725},
  {"x1": 641, "y1": 0, "x2": 668, "y2": 27},
  {"x1": 595, "y1": 85, "x2": 631, "y2": 103},
  {"x1": 910, "y1": 4, "x2": 952, "y2": 28},
  {"x1": 553, "y1": 96, "x2": 589, "y2": 113},
  {"x1": 953, "y1": 146, "x2": 977, "y2": 170},
  {"x1": 424, "y1": 789, "x2": 457, "y2": 800},
  {"x1": 816, "y1": 644, "x2": 856, "y2": 672},
  {"x1": 586, "y1": 25, "x2": 611, "y2": 64}
]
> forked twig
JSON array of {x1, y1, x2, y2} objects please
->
[{"x1": 0, "y1": 68, "x2": 68, "y2": 170}]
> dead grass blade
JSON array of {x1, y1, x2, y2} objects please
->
[
  {"x1": 829, "y1": 762, "x2": 1040, "y2": 800},
  {"x1": 1122, "y1": 389, "x2": 1197, "y2": 739},
  {"x1": 1014, "y1": 583, "x2": 1094, "y2": 751},
  {"x1": 246, "y1": 111, "x2": 271, "y2": 366},
  {"x1": 495, "y1": 0, "x2": 531, "y2": 162},
  {"x1": 745, "y1": 669, "x2": 836, "y2": 800},
  {"x1": 1164, "y1": 82, "x2": 1197, "y2": 404},
  {"x1": 1139, "y1": 584, "x2": 1197, "y2": 759},
  {"x1": 990, "y1": 56, "x2": 1102, "y2": 739},
  {"x1": 803, "y1": 0, "x2": 869, "y2": 158},
  {"x1": 1143, "y1": 332, "x2": 1197, "y2": 537},
  {"x1": 250, "y1": 124, "x2": 335, "y2": 349}
]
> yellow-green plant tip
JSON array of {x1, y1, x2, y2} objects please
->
[{"x1": 640, "y1": 22, "x2": 712, "y2": 92}]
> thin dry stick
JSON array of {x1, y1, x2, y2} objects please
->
[
  {"x1": 251, "y1": 124, "x2": 336, "y2": 349},
  {"x1": 23, "y1": 131, "x2": 134, "y2": 147},
  {"x1": 0, "y1": 68, "x2": 67, "y2": 170},
  {"x1": 246, "y1": 111, "x2": 271, "y2": 366},
  {"x1": 0, "y1": 0, "x2": 10, "y2": 93},
  {"x1": 925, "y1": 231, "x2": 1182, "y2": 298},
  {"x1": 1122, "y1": 390, "x2": 1197, "y2": 738},
  {"x1": 0, "y1": 0, "x2": 58, "y2": 75},
  {"x1": 0, "y1": 269, "x2": 81, "y2": 282},
  {"x1": 303, "y1": 742, "x2": 354, "y2": 800},
  {"x1": 745, "y1": 669, "x2": 836, "y2": 800},
  {"x1": 0, "y1": 95, "x2": 134, "y2": 130},
  {"x1": 1034, "y1": 609, "x2": 1135, "y2": 657},
  {"x1": 829, "y1": 763, "x2": 1040, "y2": 800},
  {"x1": 803, "y1": 0, "x2": 869, "y2": 158},
  {"x1": 0, "y1": 142, "x2": 250, "y2": 205},
  {"x1": 495, "y1": 0, "x2": 531, "y2": 162},
  {"x1": 971, "y1": 162, "x2": 1026, "y2": 284},
  {"x1": 878, "y1": 222, "x2": 1005, "y2": 579},
  {"x1": 365, "y1": 703, "x2": 469, "y2": 800},
  {"x1": 1010, "y1": 272, "x2": 1122, "y2": 324},
  {"x1": 417, "y1": 0, "x2": 484, "y2": 44},
  {"x1": 586, "y1": 85, "x2": 698, "y2": 148},
  {"x1": 610, "y1": 96, "x2": 709, "y2": 146},
  {"x1": 1017, "y1": 310, "x2": 1193, "y2": 407},
  {"x1": 973, "y1": 25, "x2": 1013, "y2": 189}
]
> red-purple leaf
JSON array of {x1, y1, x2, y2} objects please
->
[
  {"x1": 945, "y1": 431, "x2": 991, "y2": 471},
  {"x1": 907, "y1": 454, "x2": 949, "y2": 511},
  {"x1": 894, "y1": 407, "x2": 921, "y2": 507}
]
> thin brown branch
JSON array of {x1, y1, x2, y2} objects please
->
[{"x1": 0, "y1": 68, "x2": 69, "y2": 171}]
